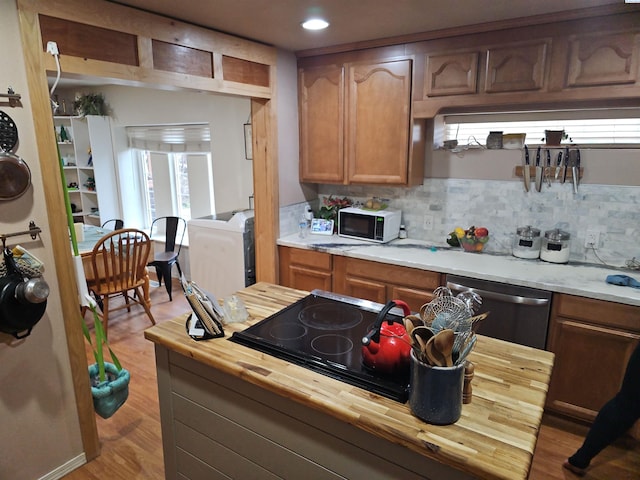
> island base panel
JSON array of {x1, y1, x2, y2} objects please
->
[{"x1": 154, "y1": 345, "x2": 478, "y2": 480}]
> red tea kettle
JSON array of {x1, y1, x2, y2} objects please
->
[{"x1": 361, "y1": 299, "x2": 412, "y2": 376}]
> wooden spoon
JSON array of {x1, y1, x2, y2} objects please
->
[
  {"x1": 433, "y1": 328, "x2": 455, "y2": 367},
  {"x1": 425, "y1": 335, "x2": 446, "y2": 367},
  {"x1": 410, "y1": 325, "x2": 434, "y2": 362}
]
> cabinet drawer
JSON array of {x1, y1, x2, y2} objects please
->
[
  {"x1": 286, "y1": 247, "x2": 332, "y2": 270},
  {"x1": 341, "y1": 257, "x2": 442, "y2": 291},
  {"x1": 554, "y1": 293, "x2": 640, "y2": 332}
]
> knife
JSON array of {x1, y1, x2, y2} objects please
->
[
  {"x1": 554, "y1": 150, "x2": 563, "y2": 180},
  {"x1": 545, "y1": 148, "x2": 551, "y2": 187},
  {"x1": 523, "y1": 145, "x2": 530, "y2": 192},
  {"x1": 573, "y1": 148, "x2": 580, "y2": 193},
  {"x1": 534, "y1": 146, "x2": 542, "y2": 192},
  {"x1": 562, "y1": 147, "x2": 570, "y2": 184}
]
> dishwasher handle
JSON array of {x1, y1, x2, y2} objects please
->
[{"x1": 446, "y1": 281, "x2": 550, "y2": 306}]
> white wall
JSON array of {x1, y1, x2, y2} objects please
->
[
  {"x1": 276, "y1": 49, "x2": 317, "y2": 207},
  {"x1": 59, "y1": 85, "x2": 254, "y2": 217},
  {"x1": 0, "y1": 2, "x2": 84, "y2": 479}
]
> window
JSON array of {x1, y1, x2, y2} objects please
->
[
  {"x1": 440, "y1": 109, "x2": 640, "y2": 147},
  {"x1": 127, "y1": 124, "x2": 214, "y2": 228}
]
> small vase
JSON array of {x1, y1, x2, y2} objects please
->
[
  {"x1": 89, "y1": 362, "x2": 130, "y2": 419},
  {"x1": 544, "y1": 130, "x2": 564, "y2": 146}
]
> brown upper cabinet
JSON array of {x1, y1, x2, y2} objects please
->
[
  {"x1": 565, "y1": 30, "x2": 640, "y2": 88},
  {"x1": 299, "y1": 58, "x2": 424, "y2": 186},
  {"x1": 424, "y1": 51, "x2": 479, "y2": 97},
  {"x1": 411, "y1": 11, "x2": 640, "y2": 117},
  {"x1": 424, "y1": 40, "x2": 550, "y2": 98},
  {"x1": 484, "y1": 40, "x2": 549, "y2": 93}
]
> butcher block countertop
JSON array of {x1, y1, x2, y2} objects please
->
[{"x1": 145, "y1": 282, "x2": 555, "y2": 480}]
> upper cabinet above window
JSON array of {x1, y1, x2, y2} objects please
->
[
  {"x1": 566, "y1": 31, "x2": 640, "y2": 88},
  {"x1": 411, "y1": 10, "x2": 640, "y2": 118}
]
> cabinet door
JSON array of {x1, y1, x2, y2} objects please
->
[
  {"x1": 346, "y1": 59, "x2": 412, "y2": 185},
  {"x1": 389, "y1": 286, "x2": 437, "y2": 314},
  {"x1": 298, "y1": 64, "x2": 345, "y2": 183},
  {"x1": 338, "y1": 275, "x2": 387, "y2": 305},
  {"x1": 279, "y1": 246, "x2": 332, "y2": 292},
  {"x1": 424, "y1": 51, "x2": 479, "y2": 97},
  {"x1": 566, "y1": 31, "x2": 640, "y2": 87},
  {"x1": 546, "y1": 317, "x2": 640, "y2": 422},
  {"x1": 484, "y1": 41, "x2": 549, "y2": 93}
]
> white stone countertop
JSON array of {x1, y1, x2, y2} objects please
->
[{"x1": 278, "y1": 233, "x2": 640, "y2": 307}]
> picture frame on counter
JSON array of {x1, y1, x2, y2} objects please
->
[{"x1": 310, "y1": 218, "x2": 334, "y2": 235}]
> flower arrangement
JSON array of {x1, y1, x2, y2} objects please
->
[{"x1": 319, "y1": 195, "x2": 352, "y2": 222}]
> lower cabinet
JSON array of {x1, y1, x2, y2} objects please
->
[
  {"x1": 278, "y1": 246, "x2": 332, "y2": 292},
  {"x1": 546, "y1": 293, "x2": 640, "y2": 422},
  {"x1": 278, "y1": 247, "x2": 443, "y2": 312},
  {"x1": 333, "y1": 256, "x2": 442, "y2": 313}
]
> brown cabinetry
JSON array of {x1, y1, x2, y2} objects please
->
[
  {"x1": 565, "y1": 30, "x2": 640, "y2": 88},
  {"x1": 279, "y1": 246, "x2": 332, "y2": 292},
  {"x1": 424, "y1": 51, "x2": 479, "y2": 97},
  {"x1": 484, "y1": 40, "x2": 549, "y2": 93},
  {"x1": 333, "y1": 256, "x2": 442, "y2": 313},
  {"x1": 298, "y1": 58, "x2": 424, "y2": 186},
  {"x1": 278, "y1": 247, "x2": 442, "y2": 312},
  {"x1": 298, "y1": 64, "x2": 344, "y2": 183},
  {"x1": 412, "y1": 11, "x2": 640, "y2": 117},
  {"x1": 546, "y1": 293, "x2": 640, "y2": 422}
]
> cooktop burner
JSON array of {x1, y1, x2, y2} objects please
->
[{"x1": 229, "y1": 290, "x2": 409, "y2": 402}]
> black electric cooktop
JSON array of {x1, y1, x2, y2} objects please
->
[{"x1": 229, "y1": 290, "x2": 409, "y2": 402}]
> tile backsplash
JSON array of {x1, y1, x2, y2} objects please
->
[{"x1": 280, "y1": 179, "x2": 640, "y2": 268}]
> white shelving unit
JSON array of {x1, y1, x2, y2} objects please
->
[{"x1": 54, "y1": 115, "x2": 120, "y2": 226}]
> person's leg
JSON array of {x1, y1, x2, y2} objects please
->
[{"x1": 565, "y1": 343, "x2": 640, "y2": 473}]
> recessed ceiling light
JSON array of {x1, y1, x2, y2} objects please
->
[{"x1": 302, "y1": 18, "x2": 329, "y2": 31}]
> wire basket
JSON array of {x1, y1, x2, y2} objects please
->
[{"x1": 420, "y1": 295, "x2": 472, "y2": 330}]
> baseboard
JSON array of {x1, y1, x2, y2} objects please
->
[{"x1": 38, "y1": 453, "x2": 86, "y2": 480}]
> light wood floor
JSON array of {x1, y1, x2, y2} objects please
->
[{"x1": 63, "y1": 280, "x2": 639, "y2": 479}]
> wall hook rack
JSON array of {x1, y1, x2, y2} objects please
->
[
  {"x1": 0, "y1": 87, "x2": 22, "y2": 108},
  {"x1": 0, "y1": 221, "x2": 42, "y2": 249}
]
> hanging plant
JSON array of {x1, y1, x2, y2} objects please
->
[
  {"x1": 73, "y1": 93, "x2": 109, "y2": 116},
  {"x1": 82, "y1": 299, "x2": 130, "y2": 419}
]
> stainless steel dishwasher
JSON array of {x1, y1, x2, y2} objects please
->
[{"x1": 446, "y1": 274, "x2": 552, "y2": 349}]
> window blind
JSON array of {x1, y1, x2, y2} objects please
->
[
  {"x1": 442, "y1": 109, "x2": 640, "y2": 146},
  {"x1": 126, "y1": 124, "x2": 211, "y2": 153}
]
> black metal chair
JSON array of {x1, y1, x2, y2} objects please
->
[
  {"x1": 147, "y1": 216, "x2": 186, "y2": 301},
  {"x1": 101, "y1": 219, "x2": 124, "y2": 230}
]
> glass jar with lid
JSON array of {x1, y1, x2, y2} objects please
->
[
  {"x1": 540, "y1": 229, "x2": 571, "y2": 263},
  {"x1": 512, "y1": 225, "x2": 541, "y2": 259}
]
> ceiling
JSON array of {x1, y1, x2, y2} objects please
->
[{"x1": 109, "y1": 0, "x2": 624, "y2": 53}]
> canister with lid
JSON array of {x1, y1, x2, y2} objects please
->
[
  {"x1": 513, "y1": 225, "x2": 541, "y2": 259},
  {"x1": 540, "y1": 229, "x2": 571, "y2": 263}
]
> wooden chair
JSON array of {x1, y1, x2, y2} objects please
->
[
  {"x1": 101, "y1": 219, "x2": 124, "y2": 230},
  {"x1": 85, "y1": 228, "x2": 155, "y2": 337},
  {"x1": 147, "y1": 216, "x2": 186, "y2": 301}
]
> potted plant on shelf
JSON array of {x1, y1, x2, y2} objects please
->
[
  {"x1": 82, "y1": 298, "x2": 130, "y2": 419},
  {"x1": 543, "y1": 130, "x2": 571, "y2": 146},
  {"x1": 73, "y1": 93, "x2": 109, "y2": 117}
]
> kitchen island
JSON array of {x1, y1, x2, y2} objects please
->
[{"x1": 145, "y1": 282, "x2": 554, "y2": 480}]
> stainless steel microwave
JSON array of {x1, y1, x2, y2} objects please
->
[{"x1": 338, "y1": 207, "x2": 402, "y2": 243}]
